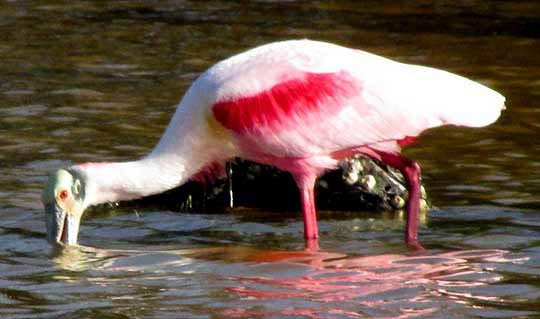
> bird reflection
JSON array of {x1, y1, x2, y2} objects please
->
[
  {"x1": 49, "y1": 243, "x2": 519, "y2": 318},
  {"x1": 223, "y1": 248, "x2": 513, "y2": 318}
]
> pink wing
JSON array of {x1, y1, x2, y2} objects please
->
[
  {"x1": 212, "y1": 71, "x2": 408, "y2": 163},
  {"x1": 212, "y1": 71, "x2": 360, "y2": 136},
  {"x1": 207, "y1": 40, "x2": 503, "y2": 163}
]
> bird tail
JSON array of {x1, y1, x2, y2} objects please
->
[{"x1": 406, "y1": 64, "x2": 505, "y2": 128}]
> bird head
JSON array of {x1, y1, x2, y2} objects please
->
[{"x1": 42, "y1": 168, "x2": 87, "y2": 246}]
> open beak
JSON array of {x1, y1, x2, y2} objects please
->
[{"x1": 45, "y1": 203, "x2": 81, "y2": 246}]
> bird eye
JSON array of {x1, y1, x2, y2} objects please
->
[
  {"x1": 73, "y1": 180, "x2": 81, "y2": 195},
  {"x1": 59, "y1": 190, "x2": 69, "y2": 200}
]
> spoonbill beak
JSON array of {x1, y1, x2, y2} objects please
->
[
  {"x1": 44, "y1": 202, "x2": 81, "y2": 245},
  {"x1": 42, "y1": 169, "x2": 86, "y2": 246}
]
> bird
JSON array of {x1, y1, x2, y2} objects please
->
[{"x1": 42, "y1": 39, "x2": 505, "y2": 249}]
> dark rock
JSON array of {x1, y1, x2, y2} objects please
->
[{"x1": 127, "y1": 155, "x2": 430, "y2": 213}]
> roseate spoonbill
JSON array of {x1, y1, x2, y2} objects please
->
[{"x1": 42, "y1": 39, "x2": 505, "y2": 248}]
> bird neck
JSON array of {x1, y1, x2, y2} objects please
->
[
  {"x1": 73, "y1": 90, "x2": 238, "y2": 207},
  {"x1": 75, "y1": 156, "x2": 191, "y2": 206}
]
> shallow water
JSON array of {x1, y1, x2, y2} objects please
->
[{"x1": 1, "y1": 1, "x2": 540, "y2": 318}]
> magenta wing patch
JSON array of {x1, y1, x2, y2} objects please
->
[{"x1": 212, "y1": 71, "x2": 360, "y2": 135}]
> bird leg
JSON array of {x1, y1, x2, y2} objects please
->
[
  {"x1": 300, "y1": 186, "x2": 321, "y2": 251},
  {"x1": 373, "y1": 152, "x2": 424, "y2": 250},
  {"x1": 293, "y1": 172, "x2": 320, "y2": 250}
]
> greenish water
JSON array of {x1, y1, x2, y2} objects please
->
[{"x1": 1, "y1": 1, "x2": 540, "y2": 318}]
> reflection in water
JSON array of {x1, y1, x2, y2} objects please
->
[
  {"x1": 50, "y1": 244, "x2": 126, "y2": 272},
  {"x1": 224, "y1": 249, "x2": 519, "y2": 318},
  {"x1": 50, "y1": 244, "x2": 525, "y2": 319},
  {"x1": 50, "y1": 244, "x2": 202, "y2": 271}
]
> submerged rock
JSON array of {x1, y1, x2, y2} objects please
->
[{"x1": 129, "y1": 155, "x2": 430, "y2": 213}]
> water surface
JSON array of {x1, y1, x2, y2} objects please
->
[{"x1": 1, "y1": 1, "x2": 540, "y2": 318}]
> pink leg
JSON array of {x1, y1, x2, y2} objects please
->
[
  {"x1": 375, "y1": 152, "x2": 424, "y2": 250},
  {"x1": 293, "y1": 173, "x2": 320, "y2": 250}
]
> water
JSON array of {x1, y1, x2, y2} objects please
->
[{"x1": 1, "y1": 1, "x2": 540, "y2": 318}]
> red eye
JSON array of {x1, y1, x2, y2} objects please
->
[{"x1": 59, "y1": 190, "x2": 68, "y2": 200}]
